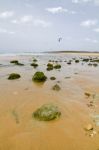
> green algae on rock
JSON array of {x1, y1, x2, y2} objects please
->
[
  {"x1": 52, "y1": 84, "x2": 61, "y2": 91},
  {"x1": 46, "y1": 63, "x2": 53, "y2": 71},
  {"x1": 33, "y1": 104, "x2": 61, "y2": 121},
  {"x1": 10, "y1": 60, "x2": 24, "y2": 66},
  {"x1": 32, "y1": 71, "x2": 47, "y2": 82},
  {"x1": 30, "y1": 63, "x2": 38, "y2": 68},
  {"x1": 8, "y1": 73, "x2": 21, "y2": 80},
  {"x1": 54, "y1": 64, "x2": 61, "y2": 69},
  {"x1": 10, "y1": 60, "x2": 19, "y2": 64},
  {"x1": 50, "y1": 76, "x2": 56, "y2": 80}
]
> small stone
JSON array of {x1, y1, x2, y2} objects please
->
[
  {"x1": 84, "y1": 124, "x2": 93, "y2": 131},
  {"x1": 52, "y1": 84, "x2": 61, "y2": 91},
  {"x1": 85, "y1": 92, "x2": 91, "y2": 97}
]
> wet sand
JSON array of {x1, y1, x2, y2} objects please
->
[{"x1": 0, "y1": 53, "x2": 99, "y2": 150}]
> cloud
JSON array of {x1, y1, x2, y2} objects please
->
[
  {"x1": 0, "y1": 27, "x2": 15, "y2": 34},
  {"x1": 11, "y1": 16, "x2": 52, "y2": 28},
  {"x1": 0, "y1": 11, "x2": 14, "y2": 19},
  {"x1": 70, "y1": 11, "x2": 77, "y2": 14},
  {"x1": 46, "y1": 7, "x2": 77, "y2": 15},
  {"x1": 72, "y1": 0, "x2": 99, "y2": 5},
  {"x1": 11, "y1": 15, "x2": 33, "y2": 24},
  {"x1": 80, "y1": 19, "x2": 98, "y2": 27},
  {"x1": 95, "y1": 0, "x2": 99, "y2": 5},
  {"x1": 72, "y1": 0, "x2": 91, "y2": 3},
  {"x1": 85, "y1": 38, "x2": 98, "y2": 43},
  {"x1": 46, "y1": 7, "x2": 68, "y2": 14},
  {"x1": 33, "y1": 19, "x2": 52, "y2": 28},
  {"x1": 93, "y1": 28, "x2": 99, "y2": 32}
]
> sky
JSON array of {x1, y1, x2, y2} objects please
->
[{"x1": 0, "y1": 0, "x2": 99, "y2": 53}]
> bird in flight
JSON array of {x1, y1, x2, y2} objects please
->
[{"x1": 58, "y1": 37, "x2": 62, "y2": 42}]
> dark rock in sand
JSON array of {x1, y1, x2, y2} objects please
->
[
  {"x1": 8, "y1": 73, "x2": 21, "y2": 80},
  {"x1": 32, "y1": 71, "x2": 47, "y2": 82},
  {"x1": 33, "y1": 104, "x2": 61, "y2": 121}
]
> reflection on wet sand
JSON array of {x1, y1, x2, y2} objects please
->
[{"x1": 0, "y1": 53, "x2": 99, "y2": 150}]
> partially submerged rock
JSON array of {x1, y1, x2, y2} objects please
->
[
  {"x1": 75, "y1": 60, "x2": 79, "y2": 63},
  {"x1": 10, "y1": 60, "x2": 18, "y2": 64},
  {"x1": 46, "y1": 63, "x2": 53, "y2": 71},
  {"x1": 52, "y1": 84, "x2": 61, "y2": 91},
  {"x1": 50, "y1": 76, "x2": 56, "y2": 80},
  {"x1": 8, "y1": 73, "x2": 21, "y2": 80},
  {"x1": 33, "y1": 59, "x2": 37, "y2": 62},
  {"x1": 31, "y1": 63, "x2": 38, "y2": 68},
  {"x1": 33, "y1": 104, "x2": 61, "y2": 121},
  {"x1": 93, "y1": 63, "x2": 98, "y2": 67},
  {"x1": 54, "y1": 64, "x2": 61, "y2": 69},
  {"x1": 32, "y1": 71, "x2": 47, "y2": 82},
  {"x1": 10, "y1": 60, "x2": 24, "y2": 66}
]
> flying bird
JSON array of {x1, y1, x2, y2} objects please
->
[{"x1": 58, "y1": 37, "x2": 62, "y2": 42}]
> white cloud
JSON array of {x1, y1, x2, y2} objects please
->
[
  {"x1": 80, "y1": 20, "x2": 98, "y2": 27},
  {"x1": 72, "y1": 0, "x2": 92, "y2": 3},
  {"x1": 72, "y1": 0, "x2": 99, "y2": 5},
  {"x1": 11, "y1": 16, "x2": 52, "y2": 28},
  {"x1": 46, "y1": 7, "x2": 68, "y2": 14},
  {"x1": 85, "y1": 38, "x2": 98, "y2": 43},
  {"x1": 33, "y1": 19, "x2": 52, "y2": 28},
  {"x1": 0, "y1": 27, "x2": 15, "y2": 34},
  {"x1": 95, "y1": 0, "x2": 99, "y2": 5},
  {"x1": 70, "y1": 11, "x2": 77, "y2": 14},
  {"x1": 20, "y1": 15, "x2": 33, "y2": 23},
  {"x1": 46, "y1": 7, "x2": 77, "y2": 15},
  {"x1": 93, "y1": 28, "x2": 99, "y2": 32},
  {"x1": 0, "y1": 11, "x2": 14, "y2": 19},
  {"x1": 11, "y1": 15, "x2": 33, "y2": 24}
]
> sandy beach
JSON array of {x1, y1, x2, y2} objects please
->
[{"x1": 0, "y1": 52, "x2": 99, "y2": 150}]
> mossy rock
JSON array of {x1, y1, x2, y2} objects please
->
[
  {"x1": 10, "y1": 60, "x2": 19, "y2": 64},
  {"x1": 10, "y1": 60, "x2": 24, "y2": 66},
  {"x1": 16, "y1": 63, "x2": 24, "y2": 66},
  {"x1": 32, "y1": 71, "x2": 47, "y2": 82},
  {"x1": 50, "y1": 76, "x2": 56, "y2": 80},
  {"x1": 93, "y1": 63, "x2": 98, "y2": 67},
  {"x1": 8, "y1": 73, "x2": 21, "y2": 80},
  {"x1": 33, "y1": 59, "x2": 37, "y2": 62},
  {"x1": 82, "y1": 58, "x2": 89, "y2": 62},
  {"x1": 31, "y1": 63, "x2": 38, "y2": 68},
  {"x1": 52, "y1": 84, "x2": 61, "y2": 91},
  {"x1": 75, "y1": 60, "x2": 79, "y2": 63},
  {"x1": 46, "y1": 63, "x2": 53, "y2": 71},
  {"x1": 33, "y1": 104, "x2": 61, "y2": 121},
  {"x1": 67, "y1": 61, "x2": 71, "y2": 65},
  {"x1": 54, "y1": 64, "x2": 61, "y2": 69},
  {"x1": 47, "y1": 63, "x2": 53, "y2": 67},
  {"x1": 46, "y1": 66, "x2": 53, "y2": 71}
]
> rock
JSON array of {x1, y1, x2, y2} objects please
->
[
  {"x1": 30, "y1": 63, "x2": 38, "y2": 68},
  {"x1": 84, "y1": 124, "x2": 93, "y2": 131},
  {"x1": 10, "y1": 60, "x2": 24, "y2": 66},
  {"x1": 8, "y1": 73, "x2": 21, "y2": 80},
  {"x1": 85, "y1": 92, "x2": 91, "y2": 97},
  {"x1": 32, "y1": 71, "x2": 47, "y2": 82},
  {"x1": 50, "y1": 76, "x2": 56, "y2": 80},
  {"x1": 33, "y1": 104, "x2": 61, "y2": 121},
  {"x1": 52, "y1": 84, "x2": 61, "y2": 91},
  {"x1": 89, "y1": 130, "x2": 97, "y2": 137},
  {"x1": 54, "y1": 64, "x2": 61, "y2": 69}
]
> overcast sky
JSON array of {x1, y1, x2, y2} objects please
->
[{"x1": 0, "y1": 0, "x2": 99, "y2": 53}]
